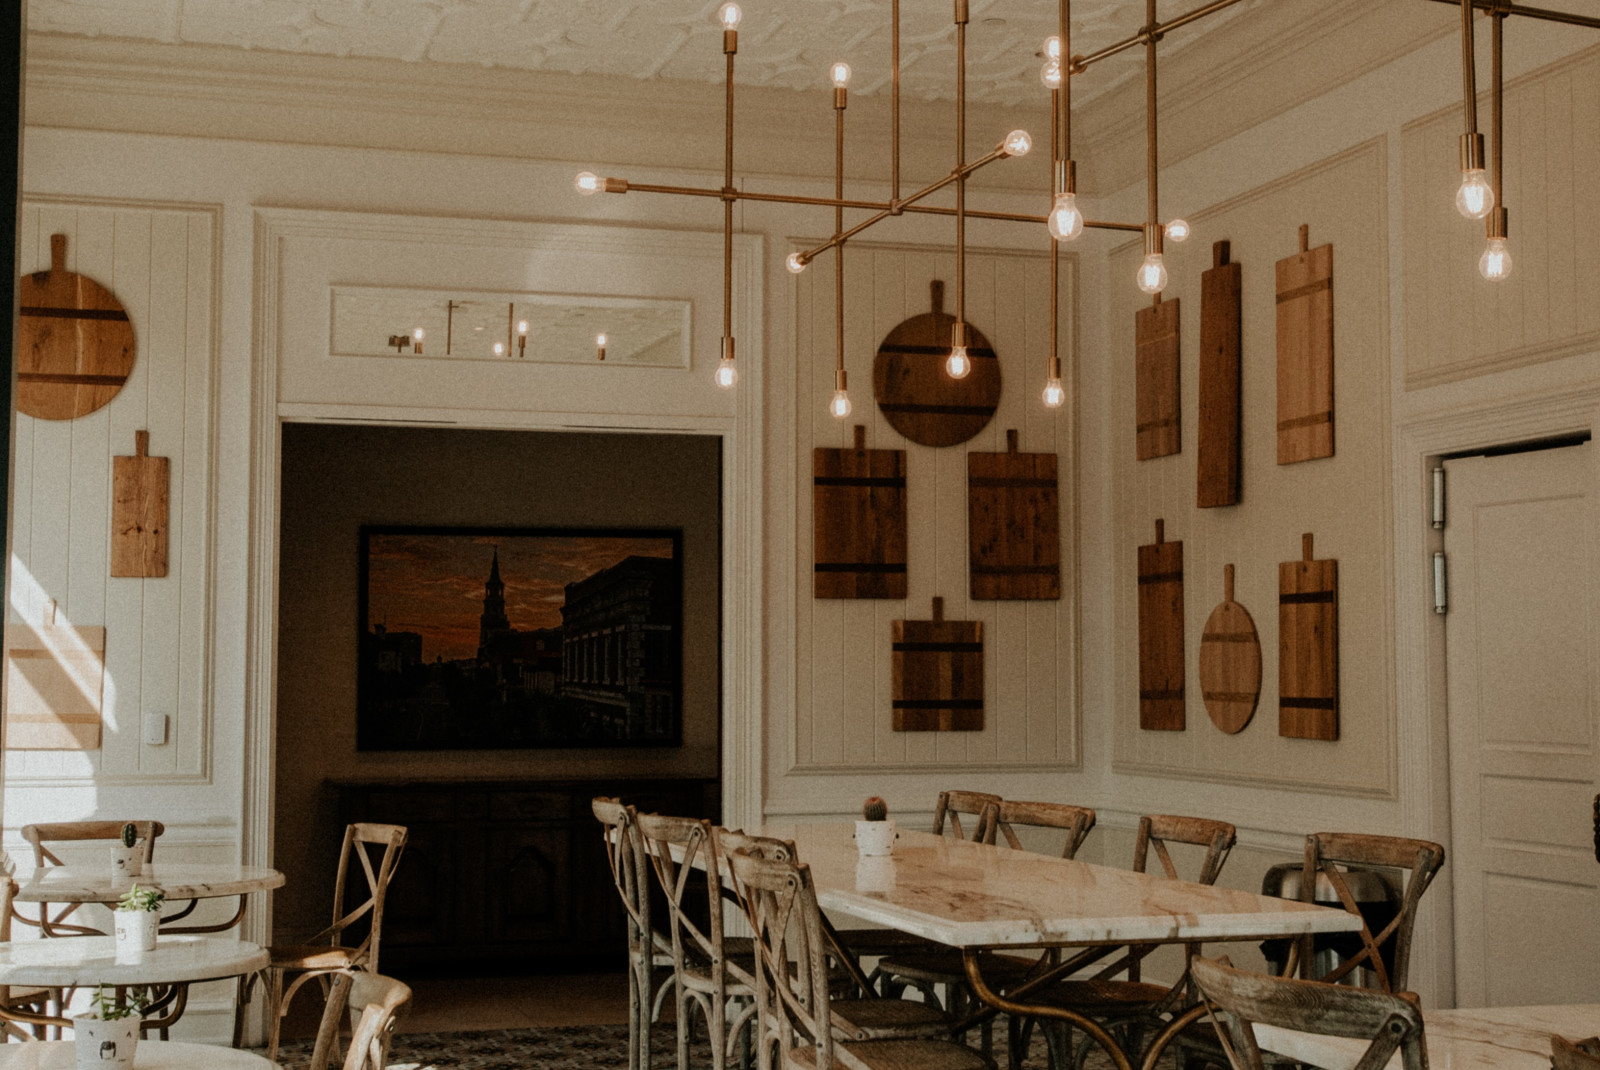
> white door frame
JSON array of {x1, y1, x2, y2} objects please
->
[
  {"x1": 239, "y1": 208, "x2": 766, "y2": 959},
  {"x1": 1393, "y1": 382, "x2": 1600, "y2": 1008}
]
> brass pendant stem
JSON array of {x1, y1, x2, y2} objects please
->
[
  {"x1": 1059, "y1": 0, "x2": 1071, "y2": 165},
  {"x1": 955, "y1": 0, "x2": 968, "y2": 328},
  {"x1": 1145, "y1": 0, "x2": 1159, "y2": 228},
  {"x1": 722, "y1": 48, "x2": 735, "y2": 346},
  {"x1": 1491, "y1": 8, "x2": 1504, "y2": 200},
  {"x1": 835, "y1": 101, "x2": 846, "y2": 379},
  {"x1": 1460, "y1": 0, "x2": 1480, "y2": 136},
  {"x1": 892, "y1": 0, "x2": 901, "y2": 205}
]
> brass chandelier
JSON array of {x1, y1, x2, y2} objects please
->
[{"x1": 574, "y1": 0, "x2": 1600, "y2": 414}]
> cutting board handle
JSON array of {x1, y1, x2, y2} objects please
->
[
  {"x1": 134, "y1": 429, "x2": 150, "y2": 458},
  {"x1": 1298, "y1": 224, "x2": 1310, "y2": 253},
  {"x1": 931, "y1": 596, "x2": 944, "y2": 623},
  {"x1": 1006, "y1": 429, "x2": 1018, "y2": 453},
  {"x1": 930, "y1": 279, "x2": 945, "y2": 316},
  {"x1": 50, "y1": 234, "x2": 67, "y2": 275},
  {"x1": 1214, "y1": 240, "x2": 1230, "y2": 268},
  {"x1": 1155, "y1": 519, "x2": 1165, "y2": 544},
  {"x1": 1224, "y1": 563, "x2": 1235, "y2": 602},
  {"x1": 1302, "y1": 532, "x2": 1315, "y2": 560},
  {"x1": 852, "y1": 424, "x2": 866, "y2": 451}
]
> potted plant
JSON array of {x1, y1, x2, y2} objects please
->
[
  {"x1": 73, "y1": 985, "x2": 146, "y2": 1070},
  {"x1": 109, "y1": 823, "x2": 142, "y2": 882},
  {"x1": 113, "y1": 883, "x2": 164, "y2": 963},
  {"x1": 855, "y1": 796, "x2": 897, "y2": 857}
]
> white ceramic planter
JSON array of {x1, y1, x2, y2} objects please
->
[
  {"x1": 113, "y1": 910, "x2": 159, "y2": 963},
  {"x1": 73, "y1": 1013, "x2": 139, "y2": 1069},
  {"x1": 854, "y1": 819, "x2": 897, "y2": 857},
  {"x1": 108, "y1": 845, "x2": 142, "y2": 883}
]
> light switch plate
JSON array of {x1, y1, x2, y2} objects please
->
[{"x1": 143, "y1": 713, "x2": 168, "y2": 745}]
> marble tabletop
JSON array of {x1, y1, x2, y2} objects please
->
[
  {"x1": 14, "y1": 864, "x2": 284, "y2": 905},
  {"x1": 761, "y1": 823, "x2": 1363, "y2": 949},
  {"x1": 0, "y1": 1040, "x2": 277, "y2": 1068},
  {"x1": 1255, "y1": 1003, "x2": 1600, "y2": 1070},
  {"x1": 0, "y1": 935, "x2": 269, "y2": 987}
]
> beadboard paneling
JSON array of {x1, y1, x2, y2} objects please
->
[
  {"x1": 6, "y1": 201, "x2": 216, "y2": 784},
  {"x1": 791, "y1": 242, "x2": 1077, "y2": 774},
  {"x1": 1402, "y1": 46, "x2": 1600, "y2": 388}
]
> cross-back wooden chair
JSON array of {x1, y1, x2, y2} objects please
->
[
  {"x1": 635, "y1": 813, "x2": 757, "y2": 1070},
  {"x1": 936, "y1": 790, "x2": 1003, "y2": 842},
  {"x1": 1190, "y1": 956, "x2": 1426, "y2": 1070},
  {"x1": 262, "y1": 822, "x2": 407, "y2": 1061},
  {"x1": 1554, "y1": 1035, "x2": 1600, "y2": 1070},
  {"x1": 308, "y1": 970, "x2": 412, "y2": 1070},
  {"x1": 0, "y1": 874, "x2": 55, "y2": 1040},
  {"x1": 595, "y1": 798, "x2": 676, "y2": 1070},
  {"x1": 726, "y1": 848, "x2": 994, "y2": 1070},
  {"x1": 981, "y1": 801, "x2": 1097, "y2": 860},
  {"x1": 17, "y1": 821, "x2": 165, "y2": 937}
]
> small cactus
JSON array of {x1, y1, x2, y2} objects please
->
[
  {"x1": 862, "y1": 796, "x2": 889, "y2": 822},
  {"x1": 120, "y1": 823, "x2": 138, "y2": 849}
]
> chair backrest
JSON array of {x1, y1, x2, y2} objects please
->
[
  {"x1": 983, "y1": 800, "x2": 1096, "y2": 860},
  {"x1": 1134, "y1": 815, "x2": 1237, "y2": 885},
  {"x1": 1296, "y1": 833, "x2": 1445, "y2": 993},
  {"x1": 1191, "y1": 956, "x2": 1425, "y2": 1070},
  {"x1": 324, "y1": 823, "x2": 407, "y2": 973},
  {"x1": 933, "y1": 790, "x2": 1002, "y2": 842},
  {"x1": 634, "y1": 813, "x2": 750, "y2": 993},
  {"x1": 593, "y1": 798, "x2": 653, "y2": 958},
  {"x1": 21, "y1": 821, "x2": 165, "y2": 867},
  {"x1": 713, "y1": 827, "x2": 796, "y2": 864},
  {"x1": 1554, "y1": 1035, "x2": 1600, "y2": 1070},
  {"x1": 727, "y1": 849, "x2": 837, "y2": 1070},
  {"x1": 309, "y1": 970, "x2": 412, "y2": 1070}
]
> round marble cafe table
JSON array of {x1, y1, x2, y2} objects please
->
[{"x1": 0, "y1": 1040, "x2": 277, "y2": 1068}]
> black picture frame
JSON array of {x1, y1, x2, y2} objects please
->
[{"x1": 357, "y1": 525, "x2": 683, "y2": 751}]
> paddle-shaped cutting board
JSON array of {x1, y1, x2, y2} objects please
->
[
  {"x1": 1276, "y1": 224, "x2": 1334, "y2": 464},
  {"x1": 1198, "y1": 241, "x2": 1242, "y2": 507},
  {"x1": 112, "y1": 430, "x2": 170, "y2": 578},
  {"x1": 873, "y1": 280, "x2": 1001, "y2": 448},
  {"x1": 968, "y1": 429, "x2": 1060, "y2": 600},
  {"x1": 814, "y1": 425, "x2": 907, "y2": 599},
  {"x1": 1279, "y1": 533, "x2": 1339, "y2": 740},
  {"x1": 892, "y1": 598, "x2": 983, "y2": 731},
  {"x1": 18, "y1": 234, "x2": 136, "y2": 421},
  {"x1": 1137, "y1": 519, "x2": 1184, "y2": 731},
  {"x1": 1135, "y1": 296, "x2": 1180, "y2": 460},
  {"x1": 1200, "y1": 564, "x2": 1260, "y2": 734}
]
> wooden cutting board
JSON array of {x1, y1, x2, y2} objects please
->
[
  {"x1": 1137, "y1": 519, "x2": 1185, "y2": 731},
  {"x1": 1198, "y1": 241, "x2": 1243, "y2": 507},
  {"x1": 18, "y1": 234, "x2": 136, "y2": 421},
  {"x1": 892, "y1": 597, "x2": 983, "y2": 731},
  {"x1": 1279, "y1": 533, "x2": 1339, "y2": 740},
  {"x1": 1276, "y1": 224, "x2": 1334, "y2": 465},
  {"x1": 813, "y1": 425, "x2": 908, "y2": 599},
  {"x1": 873, "y1": 280, "x2": 1001, "y2": 448},
  {"x1": 3, "y1": 604, "x2": 104, "y2": 750},
  {"x1": 1135, "y1": 296, "x2": 1181, "y2": 460},
  {"x1": 1199, "y1": 564, "x2": 1260, "y2": 734},
  {"x1": 112, "y1": 430, "x2": 170, "y2": 578},
  {"x1": 968, "y1": 429, "x2": 1060, "y2": 600}
]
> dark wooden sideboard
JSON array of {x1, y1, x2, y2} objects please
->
[{"x1": 333, "y1": 777, "x2": 719, "y2": 973}]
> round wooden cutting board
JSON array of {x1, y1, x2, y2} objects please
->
[
  {"x1": 1199, "y1": 564, "x2": 1261, "y2": 734},
  {"x1": 873, "y1": 280, "x2": 1000, "y2": 448},
  {"x1": 18, "y1": 234, "x2": 136, "y2": 421}
]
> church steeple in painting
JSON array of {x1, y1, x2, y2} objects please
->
[{"x1": 478, "y1": 547, "x2": 511, "y2": 657}]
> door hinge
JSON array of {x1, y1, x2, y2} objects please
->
[
  {"x1": 1433, "y1": 551, "x2": 1448, "y2": 614},
  {"x1": 1431, "y1": 466, "x2": 1446, "y2": 529}
]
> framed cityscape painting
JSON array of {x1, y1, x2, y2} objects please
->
[{"x1": 357, "y1": 525, "x2": 683, "y2": 751}]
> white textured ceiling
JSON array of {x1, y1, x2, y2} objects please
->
[{"x1": 24, "y1": 0, "x2": 1262, "y2": 106}]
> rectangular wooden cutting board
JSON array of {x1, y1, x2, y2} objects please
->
[
  {"x1": 1279, "y1": 532, "x2": 1339, "y2": 740},
  {"x1": 969, "y1": 429, "x2": 1060, "y2": 600},
  {"x1": 112, "y1": 430, "x2": 170, "y2": 578},
  {"x1": 893, "y1": 598, "x2": 983, "y2": 731},
  {"x1": 1198, "y1": 241, "x2": 1242, "y2": 507},
  {"x1": 1137, "y1": 519, "x2": 1185, "y2": 730},
  {"x1": 4, "y1": 615, "x2": 105, "y2": 750},
  {"x1": 1135, "y1": 297, "x2": 1181, "y2": 460},
  {"x1": 1276, "y1": 224, "x2": 1334, "y2": 464},
  {"x1": 814, "y1": 425, "x2": 907, "y2": 599}
]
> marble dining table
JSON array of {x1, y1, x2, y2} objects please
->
[
  {"x1": 757, "y1": 823, "x2": 1364, "y2": 1070},
  {"x1": 14, "y1": 864, "x2": 285, "y2": 936},
  {"x1": 0, "y1": 1040, "x2": 278, "y2": 1068},
  {"x1": 1254, "y1": 1003, "x2": 1600, "y2": 1069}
]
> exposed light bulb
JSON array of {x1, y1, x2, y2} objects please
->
[
  {"x1": 946, "y1": 346, "x2": 972, "y2": 380},
  {"x1": 493, "y1": 342, "x2": 506, "y2": 356},
  {"x1": 1003, "y1": 129, "x2": 1033, "y2": 157},
  {"x1": 1165, "y1": 218, "x2": 1191, "y2": 243},
  {"x1": 516, "y1": 320, "x2": 529, "y2": 335},
  {"x1": 1479, "y1": 236, "x2": 1512, "y2": 281},
  {"x1": 1041, "y1": 377, "x2": 1065, "y2": 408},
  {"x1": 574, "y1": 171, "x2": 601, "y2": 196},
  {"x1": 1136, "y1": 253, "x2": 1169, "y2": 294},
  {"x1": 715, "y1": 357, "x2": 738, "y2": 388},
  {"x1": 1047, "y1": 191, "x2": 1084, "y2": 241},
  {"x1": 1043, "y1": 35, "x2": 1061, "y2": 60},
  {"x1": 596, "y1": 333, "x2": 607, "y2": 347},
  {"x1": 829, "y1": 389, "x2": 853, "y2": 419},
  {"x1": 412, "y1": 327, "x2": 425, "y2": 342},
  {"x1": 830, "y1": 62, "x2": 852, "y2": 89},
  {"x1": 1040, "y1": 59, "x2": 1062, "y2": 89},
  {"x1": 1455, "y1": 169, "x2": 1494, "y2": 219},
  {"x1": 717, "y1": 2, "x2": 742, "y2": 29},
  {"x1": 786, "y1": 252, "x2": 808, "y2": 274}
]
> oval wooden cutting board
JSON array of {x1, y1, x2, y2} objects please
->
[
  {"x1": 1200, "y1": 564, "x2": 1261, "y2": 734},
  {"x1": 18, "y1": 234, "x2": 136, "y2": 421},
  {"x1": 873, "y1": 280, "x2": 1000, "y2": 448}
]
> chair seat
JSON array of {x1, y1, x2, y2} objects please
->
[
  {"x1": 269, "y1": 944, "x2": 361, "y2": 971},
  {"x1": 789, "y1": 1037, "x2": 996, "y2": 1070},
  {"x1": 835, "y1": 929, "x2": 946, "y2": 957},
  {"x1": 876, "y1": 949, "x2": 1037, "y2": 988},
  {"x1": 829, "y1": 997, "x2": 952, "y2": 1041},
  {"x1": 1029, "y1": 977, "x2": 1173, "y2": 1013}
]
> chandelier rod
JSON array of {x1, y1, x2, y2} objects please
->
[
  {"x1": 892, "y1": 0, "x2": 902, "y2": 204},
  {"x1": 955, "y1": 0, "x2": 969, "y2": 333},
  {"x1": 1070, "y1": 0, "x2": 1249, "y2": 73},
  {"x1": 1420, "y1": 0, "x2": 1600, "y2": 30}
]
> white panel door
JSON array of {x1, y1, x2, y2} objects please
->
[{"x1": 1445, "y1": 441, "x2": 1599, "y2": 1007}]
